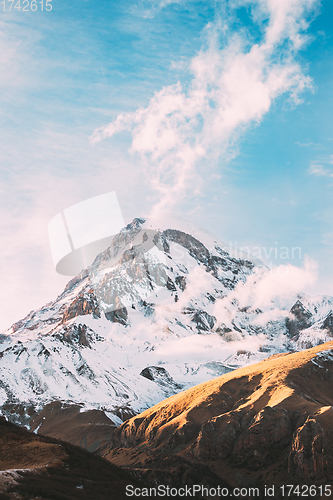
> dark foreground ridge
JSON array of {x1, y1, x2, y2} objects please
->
[{"x1": 0, "y1": 416, "x2": 144, "y2": 500}]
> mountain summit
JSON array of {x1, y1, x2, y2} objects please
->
[{"x1": 0, "y1": 216, "x2": 332, "y2": 432}]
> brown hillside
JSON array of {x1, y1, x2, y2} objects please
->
[
  {"x1": 0, "y1": 416, "x2": 145, "y2": 500},
  {"x1": 102, "y1": 341, "x2": 333, "y2": 490},
  {"x1": 29, "y1": 401, "x2": 116, "y2": 452}
]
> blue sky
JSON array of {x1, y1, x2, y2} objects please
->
[{"x1": 1, "y1": 0, "x2": 333, "y2": 330}]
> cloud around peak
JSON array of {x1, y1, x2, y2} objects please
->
[{"x1": 91, "y1": 0, "x2": 319, "y2": 215}]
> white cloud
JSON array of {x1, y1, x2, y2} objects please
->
[
  {"x1": 308, "y1": 155, "x2": 333, "y2": 177},
  {"x1": 91, "y1": 0, "x2": 317, "y2": 216},
  {"x1": 248, "y1": 257, "x2": 318, "y2": 308},
  {"x1": 154, "y1": 332, "x2": 264, "y2": 365},
  {"x1": 308, "y1": 164, "x2": 330, "y2": 176},
  {"x1": 213, "y1": 256, "x2": 318, "y2": 324},
  {"x1": 158, "y1": 0, "x2": 183, "y2": 7},
  {"x1": 295, "y1": 141, "x2": 322, "y2": 148},
  {"x1": 254, "y1": 0, "x2": 317, "y2": 49}
]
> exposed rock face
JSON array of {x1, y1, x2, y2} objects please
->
[
  {"x1": 321, "y1": 312, "x2": 333, "y2": 335},
  {"x1": 182, "y1": 307, "x2": 217, "y2": 332},
  {"x1": 191, "y1": 310, "x2": 216, "y2": 332},
  {"x1": 230, "y1": 406, "x2": 293, "y2": 469},
  {"x1": 62, "y1": 288, "x2": 101, "y2": 322},
  {"x1": 102, "y1": 342, "x2": 333, "y2": 489},
  {"x1": 163, "y1": 229, "x2": 254, "y2": 285},
  {"x1": 175, "y1": 275, "x2": 186, "y2": 291},
  {"x1": 193, "y1": 412, "x2": 241, "y2": 461},
  {"x1": 193, "y1": 405, "x2": 294, "y2": 470},
  {"x1": 55, "y1": 323, "x2": 103, "y2": 348},
  {"x1": 288, "y1": 416, "x2": 332, "y2": 483},
  {"x1": 105, "y1": 307, "x2": 128, "y2": 325},
  {"x1": 140, "y1": 366, "x2": 181, "y2": 387},
  {"x1": 286, "y1": 300, "x2": 313, "y2": 337}
]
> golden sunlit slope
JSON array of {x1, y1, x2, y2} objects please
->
[{"x1": 103, "y1": 341, "x2": 333, "y2": 489}]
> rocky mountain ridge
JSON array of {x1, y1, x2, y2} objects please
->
[{"x1": 0, "y1": 216, "x2": 332, "y2": 433}]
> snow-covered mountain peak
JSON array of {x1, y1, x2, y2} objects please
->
[{"x1": 0, "y1": 216, "x2": 332, "y2": 427}]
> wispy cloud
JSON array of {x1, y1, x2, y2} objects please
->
[
  {"x1": 308, "y1": 160, "x2": 333, "y2": 177},
  {"x1": 213, "y1": 256, "x2": 318, "y2": 325},
  {"x1": 158, "y1": 0, "x2": 183, "y2": 7},
  {"x1": 308, "y1": 164, "x2": 332, "y2": 176},
  {"x1": 295, "y1": 141, "x2": 322, "y2": 149},
  {"x1": 91, "y1": 0, "x2": 318, "y2": 216}
]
